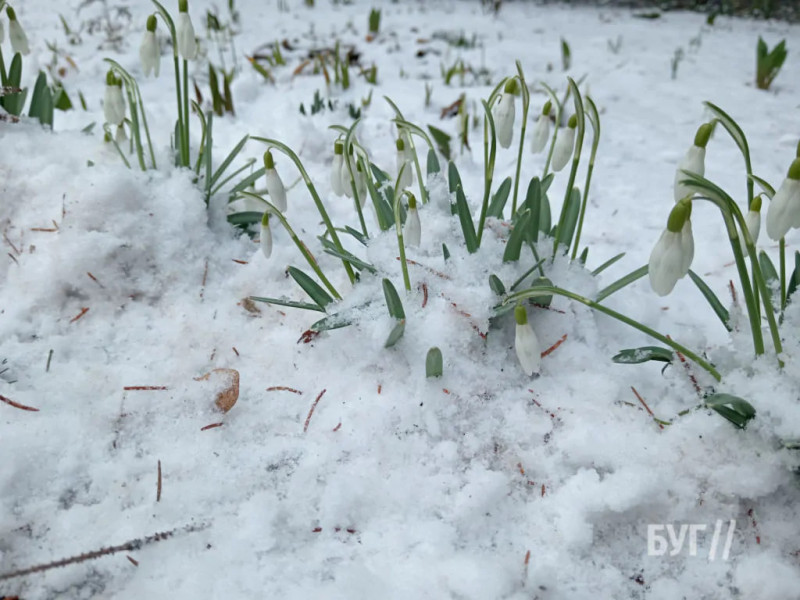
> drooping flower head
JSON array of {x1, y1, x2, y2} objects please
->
[
  {"x1": 140, "y1": 15, "x2": 161, "y2": 77},
  {"x1": 260, "y1": 212, "x2": 273, "y2": 259},
  {"x1": 492, "y1": 77, "x2": 519, "y2": 149},
  {"x1": 649, "y1": 198, "x2": 693, "y2": 296},
  {"x1": 396, "y1": 137, "x2": 413, "y2": 190},
  {"x1": 551, "y1": 114, "x2": 577, "y2": 172},
  {"x1": 177, "y1": 0, "x2": 197, "y2": 60},
  {"x1": 263, "y1": 150, "x2": 287, "y2": 213},
  {"x1": 674, "y1": 122, "x2": 713, "y2": 203},
  {"x1": 514, "y1": 305, "x2": 541, "y2": 376},
  {"x1": 6, "y1": 6, "x2": 29, "y2": 56},
  {"x1": 331, "y1": 140, "x2": 345, "y2": 196},
  {"x1": 403, "y1": 192, "x2": 421, "y2": 247},
  {"x1": 766, "y1": 158, "x2": 800, "y2": 241},
  {"x1": 530, "y1": 100, "x2": 552, "y2": 154},
  {"x1": 103, "y1": 70, "x2": 126, "y2": 126},
  {"x1": 742, "y1": 195, "x2": 762, "y2": 253}
]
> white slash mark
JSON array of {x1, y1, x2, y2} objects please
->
[
  {"x1": 721, "y1": 519, "x2": 736, "y2": 560},
  {"x1": 708, "y1": 519, "x2": 723, "y2": 561}
]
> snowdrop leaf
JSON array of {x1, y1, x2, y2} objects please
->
[
  {"x1": 489, "y1": 274, "x2": 506, "y2": 296},
  {"x1": 705, "y1": 393, "x2": 756, "y2": 429},
  {"x1": 447, "y1": 161, "x2": 462, "y2": 195},
  {"x1": 428, "y1": 125, "x2": 451, "y2": 160},
  {"x1": 210, "y1": 134, "x2": 250, "y2": 190},
  {"x1": 556, "y1": 187, "x2": 581, "y2": 250},
  {"x1": 310, "y1": 311, "x2": 357, "y2": 332},
  {"x1": 370, "y1": 162, "x2": 391, "y2": 184},
  {"x1": 288, "y1": 267, "x2": 335, "y2": 310},
  {"x1": 442, "y1": 243, "x2": 450, "y2": 261},
  {"x1": 318, "y1": 238, "x2": 376, "y2": 274},
  {"x1": 704, "y1": 102, "x2": 749, "y2": 164},
  {"x1": 787, "y1": 251, "x2": 800, "y2": 301},
  {"x1": 426, "y1": 148, "x2": 440, "y2": 176},
  {"x1": 487, "y1": 177, "x2": 512, "y2": 219},
  {"x1": 229, "y1": 167, "x2": 266, "y2": 196},
  {"x1": 382, "y1": 278, "x2": 406, "y2": 319},
  {"x1": 364, "y1": 166, "x2": 394, "y2": 231},
  {"x1": 749, "y1": 174, "x2": 776, "y2": 198},
  {"x1": 541, "y1": 173, "x2": 555, "y2": 192},
  {"x1": 28, "y1": 71, "x2": 50, "y2": 123},
  {"x1": 579, "y1": 247, "x2": 589, "y2": 265},
  {"x1": 503, "y1": 209, "x2": 531, "y2": 263},
  {"x1": 522, "y1": 178, "x2": 545, "y2": 242},
  {"x1": 688, "y1": 270, "x2": 732, "y2": 331},
  {"x1": 591, "y1": 252, "x2": 625, "y2": 276},
  {"x1": 529, "y1": 277, "x2": 554, "y2": 307},
  {"x1": 595, "y1": 265, "x2": 648, "y2": 302},
  {"x1": 758, "y1": 251, "x2": 778, "y2": 306},
  {"x1": 455, "y1": 185, "x2": 479, "y2": 253},
  {"x1": 612, "y1": 346, "x2": 674, "y2": 364},
  {"x1": 227, "y1": 211, "x2": 263, "y2": 226},
  {"x1": 249, "y1": 296, "x2": 326, "y2": 313},
  {"x1": 342, "y1": 225, "x2": 369, "y2": 246},
  {"x1": 384, "y1": 320, "x2": 406, "y2": 348},
  {"x1": 426, "y1": 347, "x2": 443, "y2": 378}
]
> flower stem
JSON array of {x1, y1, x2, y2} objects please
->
[
  {"x1": 511, "y1": 63, "x2": 530, "y2": 217},
  {"x1": 504, "y1": 285, "x2": 721, "y2": 381}
]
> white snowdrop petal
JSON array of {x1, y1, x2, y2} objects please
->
[
  {"x1": 515, "y1": 322, "x2": 541, "y2": 376},
  {"x1": 139, "y1": 30, "x2": 161, "y2": 77},
  {"x1": 530, "y1": 114, "x2": 550, "y2": 154},
  {"x1": 265, "y1": 169, "x2": 287, "y2": 212},
  {"x1": 177, "y1": 13, "x2": 197, "y2": 60},
  {"x1": 673, "y1": 145, "x2": 705, "y2": 203},
  {"x1": 9, "y1": 19, "x2": 29, "y2": 55},
  {"x1": 404, "y1": 207, "x2": 421, "y2": 247},
  {"x1": 551, "y1": 126, "x2": 575, "y2": 172},
  {"x1": 103, "y1": 85, "x2": 126, "y2": 126},
  {"x1": 649, "y1": 229, "x2": 686, "y2": 296},
  {"x1": 492, "y1": 94, "x2": 515, "y2": 149},
  {"x1": 766, "y1": 179, "x2": 800, "y2": 241},
  {"x1": 260, "y1": 222, "x2": 273, "y2": 259}
]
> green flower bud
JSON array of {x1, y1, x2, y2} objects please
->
[
  {"x1": 261, "y1": 211, "x2": 270, "y2": 226},
  {"x1": 514, "y1": 305, "x2": 528, "y2": 326},
  {"x1": 567, "y1": 114, "x2": 578, "y2": 129},
  {"x1": 146, "y1": 14, "x2": 157, "y2": 32},
  {"x1": 179, "y1": 0, "x2": 189, "y2": 13},
  {"x1": 407, "y1": 192, "x2": 417, "y2": 210},
  {"x1": 788, "y1": 157, "x2": 800, "y2": 181},
  {"x1": 750, "y1": 195, "x2": 762, "y2": 212},
  {"x1": 693, "y1": 122, "x2": 714, "y2": 149},
  {"x1": 396, "y1": 137, "x2": 405, "y2": 152},
  {"x1": 263, "y1": 150, "x2": 275, "y2": 170},
  {"x1": 105, "y1": 70, "x2": 121, "y2": 87},
  {"x1": 503, "y1": 77, "x2": 519, "y2": 96},
  {"x1": 667, "y1": 198, "x2": 692, "y2": 233},
  {"x1": 334, "y1": 140, "x2": 344, "y2": 155},
  {"x1": 6, "y1": 6, "x2": 16, "y2": 20},
  {"x1": 542, "y1": 100, "x2": 552, "y2": 116}
]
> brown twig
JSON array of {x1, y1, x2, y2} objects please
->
[
  {"x1": 332, "y1": 422, "x2": 342, "y2": 432},
  {"x1": 200, "y1": 259, "x2": 209, "y2": 299},
  {"x1": 303, "y1": 389, "x2": 327, "y2": 433},
  {"x1": 420, "y1": 282, "x2": 428, "y2": 308},
  {"x1": 232, "y1": 347, "x2": 240, "y2": 357},
  {"x1": 70, "y1": 307, "x2": 89, "y2": 323},
  {"x1": 87, "y1": 272, "x2": 103, "y2": 288},
  {"x1": 631, "y1": 386, "x2": 664, "y2": 430},
  {"x1": 123, "y1": 386, "x2": 168, "y2": 391},
  {"x1": 540, "y1": 334, "x2": 567, "y2": 358},
  {"x1": 156, "y1": 460, "x2": 162, "y2": 502},
  {"x1": 126, "y1": 555, "x2": 139, "y2": 566},
  {"x1": 0, "y1": 394, "x2": 39, "y2": 412},
  {"x1": 266, "y1": 386, "x2": 302, "y2": 394},
  {"x1": 2, "y1": 232, "x2": 20, "y2": 255},
  {"x1": 200, "y1": 422, "x2": 224, "y2": 431},
  {"x1": 232, "y1": 259, "x2": 248, "y2": 265},
  {"x1": 0, "y1": 523, "x2": 207, "y2": 581},
  {"x1": 729, "y1": 280, "x2": 737, "y2": 305},
  {"x1": 398, "y1": 256, "x2": 451, "y2": 280},
  {"x1": 667, "y1": 335, "x2": 703, "y2": 396}
]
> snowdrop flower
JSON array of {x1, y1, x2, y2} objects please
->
[
  {"x1": 331, "y1": 141, "x2": 345, "y2": 196},
  {"x1": 649, "y1": 198, "x2": 693, "y2": 296},
  {"x1": 741, "y1": 196, "x2": 761, "y2": 253},
  {"x1": 176, "y1": 0, "x2": 197, "y2": 61},
  {"x1": 396, "y1": 137, "x2": 413, "y2": 190},
  {"x1": 6, "y1": 7, "x2": 29, "y2": 56},
  {"x1": 103, "y1": 71, "x2": 126, "y2": 126},
  {"x1": 492, "y1": 77, "x2": 519, "y2": 149},
  {"x1": 673, "y1": 122, "x2": 712, "y2": 203},
  {"x1": 260, "y1": 212, "x2": 272, "y2": 259},
  {"x1": 403, "y1": 193, "x2": 421, "y2": 247},
  {"x1": 139, "y1": 15, "x2": 160, "y2": 77},
  {"x1": 551, "y1": 114, "x2": 576, "y2": 172},
  {"x1": 514, "y1": 305, "x2": 541, "y2": 376},
  {"x1": 530, "y1": 100, "x2": 551, "y2": 154},
  {"x1": 263, "y1": 151, "x2": 287, "y2": 212},
  {"x1": 766, "y1": 158, "x2": 800, "y2": 241}
]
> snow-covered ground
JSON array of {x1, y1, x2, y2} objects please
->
[{"x1": 1, "y1": 1, "x2": 799, "y2": 598}]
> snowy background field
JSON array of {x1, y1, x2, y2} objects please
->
[{"x1": 1, "y1": 0, "x2": 799, "y2": 598}]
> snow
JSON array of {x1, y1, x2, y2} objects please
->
[{"x1": 1, "y1": 0, "x2": 800, "y2": 598}]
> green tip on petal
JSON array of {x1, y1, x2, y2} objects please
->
[
  {"x1": 542, "y1": 100, "x2": 552, "y2": 116},
  {"x1": 514, "y1": 305, "x2": 528, "y2": 325},
  {"x1": 261, "y1": 211, "x2": 270, "y2": 226},
  {"x1": 105, "y1": 70, "x2": 119, "y2": 86},
  {"x1": 6, "y1": 6, "x2": 16, "y2": 20},
  {"x1": 263, "y1": 150, "x2": 275, "y2": 170},
  {"x1": 750, "y1": 195, "x2": 762, "y2": 212},
  {"x1": 567, "y1": 114, "x2": 578, "y2": 129},
  {"x1": 396, "y1": 137, "x2": 405, "y2": 151},
  {"x1": 694, "y1": 122, "x2": 714, "y2": 149},
  {"x1": 667, "y1": 199, "x2": 691, "y2": 233},
  {"x1": 407, "y1": 192, "x2": 417, "y2": 210},
  {"x1": 334, "y1": 140, "x2": 344, "y2": 155},
  {"x1": 178, "y1": 0, "x2": 189, "y2": 13},
  {"x1": 788, "y1": 157, "x2": 800, "y2": 181},
  {"x1": 503, "y1": 77, "x2": 519, "y2": 95},
  {"x1": 146, "y1": 14, "x2": 157, "y2": 31}
]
